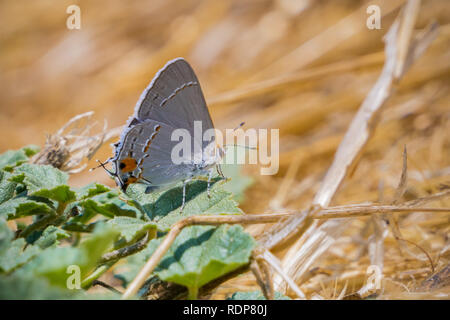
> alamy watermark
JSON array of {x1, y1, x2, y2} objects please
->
[
  {"x1": 66, "y1": 5, "x2": 81, "y2": 30},
  {"x1": 170, "y1": 121, "x2": 279, "y2": 175},
  {"x1": 66, "y1": 264, "x2": 81, "y2": 289},
  {"x1": 366, "y1": 5, "x2": 381, "y2": 30}
]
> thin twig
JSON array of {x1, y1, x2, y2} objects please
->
[{"x1": 101, "y1": 232, "x2": 151, "y2": 263}]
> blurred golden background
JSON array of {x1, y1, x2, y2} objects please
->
[{"x1": 0, "y1": 0, "x2": 449, "y2": 298}]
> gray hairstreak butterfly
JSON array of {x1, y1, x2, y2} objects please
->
[{"x1": 96, "y1": 58, "x2": 238, "y2": 211}]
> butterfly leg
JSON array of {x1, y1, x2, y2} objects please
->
[
  {"x1": 207, "y1": 168, "x2": 214, "y2": 198},
  {"x1": 180, "y1": 179, "x2": 191, "y2": 213},
  {"x1": 216, "y1": 163, "x2": 225, "y2": 179}
]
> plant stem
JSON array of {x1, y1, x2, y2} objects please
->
[
  {"x1": 81, "y1": 261, "x2": 116, "y2": 289},
  {"x1": 101, "y1": 231, "x2": 151, "y2": 263},
  {"x1": 188, "y1": 286, "x2": 198, "y2": 300},
  {"x1": 56, "y1": 202, "x2": 67, "y2": 215}
]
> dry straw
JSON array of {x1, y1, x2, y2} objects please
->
[{"x1": 1, "y1": 0, "x2": 449, "y2": 299}]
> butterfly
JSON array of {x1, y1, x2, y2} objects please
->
[{"x1": 98, "y1": 58, "x2": 230, "y2": 211}]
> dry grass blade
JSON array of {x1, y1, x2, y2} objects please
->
[
  {"x1": 4, "y1": 0, "x2": 447, "y2": 300},
  {"x1": 262, "y1": 0, "x2": 440, "y2": 293}
]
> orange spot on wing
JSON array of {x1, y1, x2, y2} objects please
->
[{"x1": 120, "y1": 158, "x2": 137, "y2": 173}]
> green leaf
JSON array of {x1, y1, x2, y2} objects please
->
[
  {"x1": 21, "y1": 145, "x2": 40, "y2": 157},
  {"x1": 34, "y1": 226, "x2": 70, "y2": 249},
  {"x1": 127, "y1": 180, "x2": 242, "y2": 229},
  {"x1": 114, "y1": 225, "x2": 255, "y2": 297},
  {"x1": 10, "y1": 164, "x2": 68, "y2": 190},
  {"x1": 0, "y1": 272, "x2": 122, "y2": 299},
  {"x1": 75, "y1": 183, "x2": 111, "y2": 200},
  {"x1": 78, "y1": 223, "x2": 120, "y2": 267},
  {"x1": 0, "y1": 147, "x2": 31, "y2": 171},
  {"x1": 0, "y1": 273, "x2": 83, "y2": 299},
  {"x1": 0, "y1": 218, "x2": 14, "y2": 253},
  {"x1": 0, "y1": 197, "x2": 55, "y2": 220},
  {"x1": 156, "y1": 225, "x2": 255, "y2": 298},
  {"x1": 0, "y1": 170, "x2": 16, "y2": 205},
  {"x1": 0, "y1": 238, "x2": 41, "y2": 273},
  {"x1": 78, "y1": 191, "x2": 141, "y2": 220},
  {"x1": 220, "y1": 163, "x2": 253, "y2": 202},
  {"x1": 20, "y1": 223, "x2": 119, "y2": 287},
  {"x1": 0, "y1": 218, "x2": 42, "y2": 273},
  {"x1": 107, "y1": 216, "x2": 157, "y2": 242},
  {"x1": 10, "y1": 164, "x2": 75, "y2": 203},
  {"x1": 0, "y1": 145, "x2": 40, "y2": 172},
  {"x1": 227, "y1": 290, "x2": 291, "y2": 300},
  {"x1": 33, "y1": 185, "x2": 76, "y2": 204}
]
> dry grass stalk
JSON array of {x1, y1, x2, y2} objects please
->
[
  {"x1": 3, "y1": 0, "x2": 448, "y2": 300},
  {"x1": 262, "y1": 0, "x2": 441, "y2": 293},
  {"x1": 31, "y1": 112, "x2": 122, "y2": 173}
]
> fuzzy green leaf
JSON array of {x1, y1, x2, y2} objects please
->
[
  {"x1": 33, "y1": 185, "x2": 76, "y2": 204},
  {"x1": 10, "y1": 164, "x2": 75, "y2": 203},
  {"x1": 20, "y1": 223, "x2": 119, "y2": 287},
  {"x1": 114, "y1": 225, "x2": 255, "y2": 296},
  {"x1": 10, "y1": 164, "x2": 69, "y2": 190},
  {"x1": 0, "y1": 145, "x2": 39, "y2": 171},
  {"x1": 156, "y1": 225, "x2": 255, "y2": 298},
  {"x1": 107, "y1": 216, "x2": 157, "y2": 242},
  {"x1": 227, "y1": 290, "x2": 291, "y2": 300},
  {"x1": 0, "y1": 218, "x2": 13, "y2": 253},
  {"x1": 0, "y1": 171, "x2": 16, "y2": 205},
  {"x1": 34, "y1": 226, "x2": 70, "y2": 249},
  {"x1": 75, "y1": 183, "x2": 111, "y2": 200},
  {"x1": 0, "y1": 197, "x2": 55, "y2": 220},
  {"x1": 78, "y1": 191, "x2": 141, "y2": 220},
  {"x1": 0, "y1": 273, "x2": 83, "y2": 299},
  {"x1": 0, "y1": 272, "x2": 122, "y2": 299},
  {"x1": 0, "y1": 238, "x2": 41, "y2": 273},
  {"x1": 126, "y1": 180, "x2": 242, "y2": 229}
]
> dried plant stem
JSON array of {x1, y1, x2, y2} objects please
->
[
  {"x1": 314, "y1": 206, "x2": 449, "y2": 219},
  {"x1": 269, "y1": 0, "x2": 439, "y2": 292},
  {"x1": 261, "y1": 250, "x2": 306, "y2": 299},
  {"x1": 209, "y1": 52, "x2": 384, "y2": 107},
  {"x1": 122, "y1": 202, "x2": 449, "y2": 299},
  {"x1": 249, "y1": 259, "x2": 269, "y2": 299}
]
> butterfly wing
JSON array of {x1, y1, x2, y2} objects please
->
[
  {"x1": 132, "y1": 58, "x2": 215, "y2": 150},
  {"x1": 113, "y1": 58, "x2": 215, "y2": 191},
  {"x1": 113, "y1": 119, "x2": 197, "y2": 190}
]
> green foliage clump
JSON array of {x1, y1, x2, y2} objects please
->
[{"x1": 0, "y1": 146, "x2": 255, "y2": 299}]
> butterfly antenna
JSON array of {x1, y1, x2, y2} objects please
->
[
  {"x1": 223, "y1": 144, "x2": 258, "y2": 150},
  {"x1": 223, "y1": 121, "x2": 258, "y2": 150},
  {"x1": 233, "y1": 121, "x2": 245, "y2": 132},
  {"x1": 90, "y1": 159, "x2": 116, "y2": 177}
]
